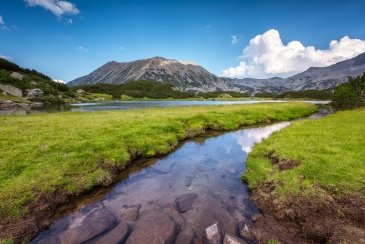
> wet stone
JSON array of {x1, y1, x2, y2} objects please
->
[
  {"x1": 204, "y1": 223, "x2": 222, "y2": 244},
  {"x1": 86, "y1": 221, "x2": 129, "y2": 244},
  {"x1": 58, "y1": 205, "x2": 118, "y2": 244},
  {"x1": 175, "y1": 193, "x2": 198, "y2": 213},
  {"x1": 120, "y1": 204, "x2": 141, "y2": 222},
  {"x1": 125, "y1": 209, "x2": 177, "y2": 244}
]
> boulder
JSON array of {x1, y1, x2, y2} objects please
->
[
  {"x1": 224, "y1": 233, "x2": 247, "y2": 244},
  {"x1": 0, "y1": 84, "x2": 22, "y2": 97},
  {"x1": 58, "y1": 205, "x2": 118, "y2": 244},
  {"x1": 86, "y1": 221, "x2": 129, "y2": 244},
  {"x1": 76, "y1": 89, "x2": 86, "y2": 94},
  {"x1": 240, "y1": 224, "x2": 253, "y2": 240},
  {"x1": 204, "y1": 223, "x2": 222, "y2": 244},
  {"x1": 175, "y1": 193, "x2": 198, "y2": 213},
  {"x1": 126, "y1": 209, "x2": 177, "y2": 244},
  {"x1": 10, "y1": 72, "x2": 23, "y2": 80},
  {"x1": 27, "y1": 88, "x2": 44, "y2": 99}
]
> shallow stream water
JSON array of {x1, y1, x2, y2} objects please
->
[{"x1": 31, "y1": 122, "x2": 295, "y2": 244}]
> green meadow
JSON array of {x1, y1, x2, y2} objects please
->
[{"x1": 245, "y1": 108, "x2": 365, "y2": 199}]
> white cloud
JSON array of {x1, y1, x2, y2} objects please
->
[
  {"x1": 223, "y1": 29, "x2": 365, "y2": 78},
  {"x1": 25, "y1": 0, "x2": 79, "y2": 17},
  {"x1": 0, "y1": 15, "x2": 9, "y2": 31},
  {"x1": 0, "y1": 16, "x2": 4, "y2": 26},
  {"x1": 53, "y1": 79, "x2": 65, "y2": 83},
  {"x1": 231, "y1": 35, "x2": 238, "y2": 44}
]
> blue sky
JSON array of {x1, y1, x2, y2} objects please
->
[{"x1": 1, "y1": 0, "x2": 365, "y2": 81}]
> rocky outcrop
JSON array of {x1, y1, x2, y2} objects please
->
[
  {"x1": 27, "y1": 88, "x2": 44, "y2": 99},
  {"x1": 0, "y1": 84, "x2": 22, "y2": 97},
  {"x1": 76, "y1": 89, "x2": 86, "y2": 94},
  {"x1": 10, "y1": 72, "x2": 23, "y2": 80},
  {"x1": 126, "y1": 209, "x2": 177, "y2": 244}
]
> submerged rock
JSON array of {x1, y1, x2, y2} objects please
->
[
  {"x1": 175, "y1": 193, "x2": 198, "y2": 213},
  {"x1": 86, "y1": 221, "x2": 129, "y2": 244},
  {"x1": 204, "y1": 223, "x2": 222, "y2": 244},
  {"x1": 58, "y1": 205, "x2": 118, "y2": 244},
  {"x1": 126, "y1": 209, "x2": 177, "y2": 244},
  {"x1": 184, "y1": 176, "x2": 193, "y2": 187},
  {"x1": 120, "y1": 204, "x2": 141, "y2": 222}
]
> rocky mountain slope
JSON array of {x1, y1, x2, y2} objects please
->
[
  {"x1": 69, "y1": 57, "x2": 235, "y2": 92},
  {"x1": 69, "y1": 53, "x2": 365, "y2": 93}
]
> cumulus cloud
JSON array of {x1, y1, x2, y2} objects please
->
[
  {"x1": 231, "y1": 35, "x2": 238, "y2": 44},
  {"x1": 25, "y1": 0, "x2": 79, "y2": 17},
  {"x1": 223, "y1": 29, "x2": 365, "y2": 78}
]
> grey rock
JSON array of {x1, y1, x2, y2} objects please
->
[
  {"x1": 27, "y1": 88, "x2": 44, "y2": 99},
  {"x1": 76, "y1": 89, "x2": 86, "y2": 94},
  {"x1": 175, "y1": 193, "x2": 198, "y2": 213},
  {"x1": 126, "y1": 208, "x2": 177, "y2": 244},
  {"x1": 30, "y1": 102, "x2": 43, "y2": 108},
  {"x1": 204, "y1": 223, "x2": 222, "y2": 244},
  {"x1": 86, "y1": 221, "x2": 129, "y2": 244},
  {"x1": 58, "y1": 205, "x2": 118, "y2": 244},
  {"x1": 224, "y1": 234, "x2": 246, "y2": 244},
  {"x1": 175, "y1": 227, "x2": 196, "y2": 244},
  {"x1": 0, "y1": 84, "x2": 22, "y2": 97},
  {"x1": 10, "y1": 72, "x2": 23, "y2": 80}
]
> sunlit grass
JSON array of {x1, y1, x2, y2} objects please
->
[
  {"x1": 0, "y1": 102, "x2": 317, "y2": 219},
  {"x1": 245, "y1": 108, "x2": 365, "y2": 199}
]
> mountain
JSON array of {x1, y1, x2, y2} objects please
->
[
  {"x1": 69, "y1": 57, "x2": 235, "y2": 92},
  {"x1": 231, "y1": 52, "x2": 365, "y2": 93},
  {"x1": 69, "y1": 53, "x2": 365, "y2": 93}
]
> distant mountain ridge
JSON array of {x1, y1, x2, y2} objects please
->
[
  {"x1": 69, "y1": 53, "x2": 365, "y2": 93},
  {"x1": 69, "y1": 57, "x2": 235, "y2": 92}
]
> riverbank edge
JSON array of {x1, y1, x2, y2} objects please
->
[
  {"x1": 243, "y1": 110, "x2": 365, "y2": 243},
  {"x1": 0, "y1": 104, "x2": 318, "y2": 243}
]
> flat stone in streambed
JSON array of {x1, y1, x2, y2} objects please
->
[
  {"x1": 85, "y1": 221, "x2": 129, "y2": 244},
  {"x1": 125, "y1": 209, "x2": 177, "y2": 244},
  {"x1": 175, "y1": 193, "x2": 198, "y2": 213},
  {"x1": 58, "y1": 204, "x2": 118, "y2": 244}
]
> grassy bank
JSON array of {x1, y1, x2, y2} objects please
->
[
  {"x1": 0, "y1": 103, "x2": 316, "y2": 222},
  {"x1": 245, "y1": 108, "x2": 365, "y2": 242}
]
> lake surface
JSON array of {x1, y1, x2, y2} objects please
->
[
  {"x1": 31, "y1": 122, "x2": 291, "y2": 243},
  {"x1": 0, "y1": 99, "x2": 329, "y2": 115}
]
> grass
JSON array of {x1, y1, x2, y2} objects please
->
[
  {"x1": 245, "y1": 108, "x2": 365, "y2": 199},
  {"x1": 0, "y1": 102, "x2": 317, "y2": 220}
]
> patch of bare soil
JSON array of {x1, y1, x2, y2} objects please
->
[
  {"x1": 267, "y1": 151, "x2": 300, "y2": 170},
  {"x1": 249, "y1": 184, "x2": 365, "y2": 243}
]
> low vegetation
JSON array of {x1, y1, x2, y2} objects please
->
[
  {"x1": 245, "y1": 108, "x2": 365, "y2": 242},
  {"x1": 73, "y1": 80, "x2": 249, "y2": 99},
  {"x1": 256, "y1": 89, "x2": 332, "y2": 100},
  {"x1": 331, "y1": 73, "x2": 365, "y2": 110},
  {"x1": 0, "y1": 58, "x2": 77, "y2": 105},
  {"x1": 0, "y1": 103, "x2": 316, "y2": 224}
]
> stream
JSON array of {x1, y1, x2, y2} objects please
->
[{"x1": 31, "y1": 113, "x2": 326, "y2": 243}]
